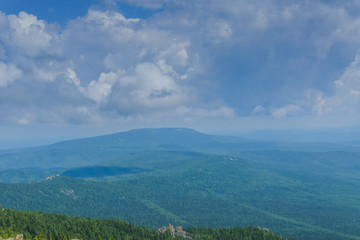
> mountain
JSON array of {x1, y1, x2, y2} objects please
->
[
  {"x1": 1, "y1": 128, "x2": 360, "y2": 240},
  {"x1": 0, "y1": 128, "x2": 359, "y2": 170}
]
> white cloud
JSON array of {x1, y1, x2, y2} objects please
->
[
  {"x1": 35, "y1": 68, "x2": 60, "y2": 82},
  {"x1": 324, "y1": 53, "x2": 360, "y2": 113},
  {"x1": 252, "y1": 105, "x2": 266, "y2": 115},
  {"x1": 350, "y1": 90, "x2": 360, "y2": 96},
  {"x1": 86, "y1": 9, "x2": 140, "y2": 26},
  {"x1": 0, "y1": 6, "x2": 233, "y2": 125},
  {"x1": 4, "y1": 11, "x2": 56, "y2": 57},
  {"x1": 334, "y1": 79, "x2": 344, "y2": 87},
  {"x1": 271, "y1": 105, "x2": 301, "y2": 118},
  {"x1": 307, "y1": 90, "x2": 331, "y2": 116},
  {"x1": 66, "y1": 68, "x2": 82, "y2": 87},
  {"x1": 157, "y1": 41, "x2": 189, "y2": 67},
  {"x1": 3, "y1": 0, "x2": 360, "y2": 126},
  {"x1": 0, "y1": 8, "x2": 236, "y2": 125},
  {"x1": 86, "y1": 71, "x2": 118, "y2": 103},
  {"x1": 111, "y1": 62, "x2": 189, "y2": 112},
  {"x1": 0, "y1": 62, "x2": 22, "y2": 87},
  {"x1": 271, "y1": 52, "x2": 360, "y2": 117}
]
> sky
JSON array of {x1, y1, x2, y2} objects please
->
[{"x1": 1, "y1": 0, "x2": 360, "y2": 148}]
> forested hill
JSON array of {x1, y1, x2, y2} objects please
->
[
  {"x1": 1, "y1": 128, "x2": 358, "y2": 170},
  {"x1": 0, "y1": 207, "x2": 292, "y2": 240},
  {"x1": 1, "y1": 128, "x2": 360, "y2": 239}
]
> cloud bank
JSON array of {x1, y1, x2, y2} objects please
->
[
  {"x1": 1, "y1": 0, "x2": 360, "y2": 127},
  {"x1": 0, "y1": 9, "x2": 230, "y2": 125}
]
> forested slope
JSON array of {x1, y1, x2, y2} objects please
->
[
  {"x1": 1, "y1": 129, "x2": 360, "y2": 240},
  {"x1": 0, "y1": 207, "x2": 291, "y2": 240}
]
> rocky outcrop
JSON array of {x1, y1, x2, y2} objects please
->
[
  {"x1": 158, "y1": 224, "x2": 192, "y2": 239},
  {"x1": 175, "y1": 226, "x2": 190, "y2": 239},
  {"x1": 0, "y1": 234, "x2": 24, "y2": 240}
]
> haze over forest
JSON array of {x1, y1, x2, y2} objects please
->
[
  {"x1": 0, "y1": 127, "x2": 359, "y2": 240},
  {"x1": 1, "y1": 1, "x2": 360, "y2": 240}
]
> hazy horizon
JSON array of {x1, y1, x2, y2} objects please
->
[{"x1": 2, "y1": 125, "x2": 360, "y2": 150}]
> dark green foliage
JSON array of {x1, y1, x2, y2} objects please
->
[
  {"x1": 187, "y1": 226, "x2": 291, "y2": 240},
  {"x1": 0, "y1": 207, "x2": 290, "y2": 240},
  {"x1": 0, "y1": 169, "x2": 62, "y2": 183},
  {"x1": 0, "y1": 207, "x2": 178, "y2": 240},
  {"x1": 0, "y1": 150, "x2": 360, "y2": 240},
  {"x1": 1, "y1": 128, "x2": 360, "y2": 240},
  {"x1": 61, "y1": 166, "x2": 147, "y2": 178}
]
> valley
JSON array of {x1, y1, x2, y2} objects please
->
[{"x1": 0, "y1": 128, "x2": 359, "y2": 240}]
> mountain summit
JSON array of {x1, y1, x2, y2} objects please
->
[{"x1": 0, "y1": 127, "x2": 358, "y2": 170}]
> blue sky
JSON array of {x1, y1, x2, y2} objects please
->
[{"x1": 1, "y1": 0, "x2": 360, "y2": 148}]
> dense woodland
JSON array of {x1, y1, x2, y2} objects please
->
[
  {"x1": 0, "y1": 207, "x2": 292, "y2": 240},
  {"x1": 0, "y1": 151, "x2": 360, "y2": 240},
  {"x1": 1, "y1": 129, "x2": 360, "y2": 240}
]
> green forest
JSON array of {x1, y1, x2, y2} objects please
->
[
  {"x1": 0, "y1": 207, "x2": 291, "y2": 240},
  {"x1": 1, "y1": 129, "x2": 360, "y2": 240}
]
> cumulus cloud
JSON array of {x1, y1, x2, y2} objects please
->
[
  {"x1": 1, "y1": 11, "x2": 57, "y2": 57},
  {"x1": 252, "y1": 105, "x2": 266, "y2": 115},
  {"x1": 3, "y1": 0, "x2": 360, "y2": 126},
  {"x1": 156, "y1": 41, "x2": 189, "y2": 67},
  {"x1": 0, "y1": 62, "x2": 22, "y2": 87},
  {"x1": 111, "y1": 62, "x2": 189, "y2": 112},
  {"x1": 86, "y1": 71, "x2": 118, "y2": 103},
  {"x1": 266, "y1": 53, "x2": 360, "y2": 118},
  {"x1": 66, "y1": 68, "x2": 82, "y2": 87},
  {"x1": 316, "y1": 53, "x2": 360, "y2": 114},
  {"x1": 86, "y1": 9, "x2": 140, "y2": 25},
  {"x1": 0, "y1": 6, "x2": 234, "y2": 125},
  {"x1": 270, "y1": 105, "x2": 302, "y2": 118},
  {"x1": 0, "y1": 9, "x2": 209, "y2": 124}
]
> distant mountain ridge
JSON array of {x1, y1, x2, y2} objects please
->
[
  {"x1": 0, "y1": 127, "x2": 359, "y2": 170},
  {"x1": 50, "y1": 127, "x2": 220, "y2": 149}
]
